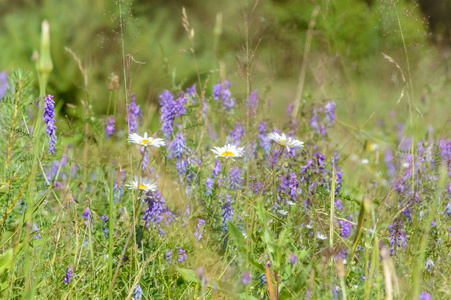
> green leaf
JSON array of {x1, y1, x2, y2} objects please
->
[{"x1": 176, "y1": 268, "x2": 199, "y2": 283}]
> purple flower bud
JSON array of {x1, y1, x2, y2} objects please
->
[
  {"x1": 339, "y1": 217, "x2": 353, "y2": 239},
  {"x1": 166, "y1": 248, "x2": 173, "y2": 263},
  {"x1": 186, "y1": 84, "x2": 196, "y2": 104},
  {"x1": 228, "y1": 167, "x2": 242, "y2": 189},
  {"x1": 387, "y1": 217, "x2": 408, "y2": 256}
]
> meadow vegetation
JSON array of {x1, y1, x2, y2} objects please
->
[{"x1": 1, "y1": 0, "x2": 451, "y2": 299}]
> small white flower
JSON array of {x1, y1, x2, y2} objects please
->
[
  {"x1": 278, "y1": 210, "x2": 288, "y2": 215},
  {"x1": 287, "y1": 200, "x2": 296, "y2": 206},
  {"x1": 316, "y1": 232, "x2": 327, "y2": 240},
  {"x1": 211, "y1": 143, "x2": 244, "y2": 159},
  {"x1": 127, "y1": 132, "x2": 165, "y2": 148},
  {"x1": 125, "y1": 177, "x2": 157, "y2": 192},
  {"x1": 361, "y1": 159, "x2": 369, "y2": 165},
  {"x1": 267, "y1": 132, "x2": 304, "y2": 150},
  {"x1": 306, "y1": 223, "x2": 313, "y2": 229}
]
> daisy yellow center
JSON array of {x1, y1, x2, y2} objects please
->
[
  {"x1": 221, "y1": 151, "x2": 235, "y2": 156},
  {"x1": 280, "y1": 139, "x2": 285, "y2": 142},
  {"x1": 138, "y1": 184, "x2": 147, "y2": 189},
  {"x1": 141, "y1": 139, "x2": 152, "y2": 145}
]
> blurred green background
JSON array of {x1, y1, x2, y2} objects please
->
[{"x1": 1, "y1": 0, "x2": 450, "y2": 133}]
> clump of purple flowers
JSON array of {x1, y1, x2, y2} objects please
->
[
  {"x1": 387, "y1": 217, "x2": 408, "y2": 256},
  {"x1": 159, "y1": 90, "x2": 187, "y2": 138},
  {"x1": 339, "y1": 217, "x2": 353, "y2": 239},
  {"x1": 43, "y1": 95, "x2": 57, "y2": 155},
  {"x1": 105, "y1": 116, "x2": 115, "y2": 138},
  {"x1": 246, "y1": 90, "x2": 258, "y2": 117},
  {"x1": 213, "y1": 80, "x2": 235, "y2": 110},
  {"x1": 128, "y1": 93, "x2": 142, "y2": 133},
  {"x1": 64, "y1": 264, "x2": 73, "y2": 284},
  {"x1": 143, "y1": 190, "x2": 174, "y2": 235}
]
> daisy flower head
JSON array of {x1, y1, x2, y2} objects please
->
[
  {"x1": 268, "y1": 132, "x2": 304, "y2": 150},
  {"x1": 126, "y1": 177, "x2": 157, "y2": 193},
  {"x1": 127, "y1": 132, "x2": 165, "y2": 148},
  {"x1": 211, "y1": 144, "x2": 245, "y2": 160}
]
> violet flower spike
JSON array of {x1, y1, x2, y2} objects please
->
[{"x1": 43, "y1": 95, "x2": 57, "y2": 155}]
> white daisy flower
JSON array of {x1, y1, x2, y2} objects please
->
[
  {"x1": 127, "y1": 132, "x2": 165, "y2": 148},
  {"x1": 316, "y1": 232, "x2": 327, "y2": 240},
  {"x1": 125, "y1": 177, "x2": 157, "y2": 193},
  {"x1": 211, "y1": 144, "x2": 244, "y2": 159},
  {"x1": 267, "y1": 132, "x2": 304, "y2": 150}
]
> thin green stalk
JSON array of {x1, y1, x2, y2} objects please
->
[{"x1": 108, "y1": 164, "x2": 115, "y2": 300}]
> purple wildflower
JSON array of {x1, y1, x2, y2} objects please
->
[
  {"x1": 311, "y1": 108, "x2": 325, "y2": 135},
  {"x1": 228, "y1": 122, "x2": 244, "y2": 145},
  {"x1": 33, "y1": 223, "x2": 42, "y2": 240},
  {"x1": 166, "y1": 248, "x2": 173, "y2": 263},
  {"x1": 324, "y1": 101, "x2": 337, "y2": 126},
  {"x1": 0, "y1": 71, "x2": 7, "y2": 99},
  {"x1": 82, "y1": 207, "x2": 90, "y2": 226},
  {"x1": 288, "y1": 173, "x2": 299, "y2": 200},
  {"x1": 339, "y1": 217, "x2": 353, "y2": 239},
  {"x1": 105, "y1": 116, "x2": 115, "y2": 138},
  {"x1": 212, "y1": 159, "x2": 222, "y2": 179},
  {"x1": 100, "y1": 214, "x2": 109, "y2": 236},
  {"x1": 258, "y1": 121, "x2": 271, "y2": 154},
  {"x1": 186, "y1": 84, "x2": 196, "y2": 104},
  {"x1": 43, "y1": 95, "x2": 57, "y2": 155},
  {"x1": 171, "y1": 132, "x2": 186, "y2": 159},
  {"x1": 143, "y1": 190, "x2": 173, "y2": 235},
  {"x1": 128, "y1": 93, "x2": 142, "y2": 133},
  {"x1": 64, "y1": 264, "x2": 73, "y2": 284},
  {"x1": 113, "y1": 170, "x2": 125, "y2": 204},
  {"x1": 246, "y1": 90, "x2": 258, "y2": 117},
  {"x1": 133, "y1": 284, "x2": 143, "y2": 300},
  {"x1": 213, "y1": 80, "x2": 235, "y2": 110},
  {"x1": 195, "y1": 218, "x2": 206, "y2": 241},
  {"x1": 176, "y1": 246, "x2": 187, "y2": 262},
  {"x1": 159, "y1": 90, "x2": 187, "y2": 138},
  {"x1": 419, "y1": 291, "x2": 432, "y2": 300},
  {"x1": 221, "y1": 194, "x2": 234, "y2": 230},
  {"x1": 242, "y1": 271, "x2": 251, "y2": 285},
  {"x1": 228, "y1": 167, "x2": 242, "y2": 189},
  {"x1": 385, "y1": 148, "x2": 396, "y2": 178},
  {"x1": 387, "y1": 217, "x2": 408, "y2": 256},
  {"x1": 290, "y1": 254, "x2": 298, "y2": 267},
  {"x1": 206, "y1": 177, "x2": 215, "y2": 195}
]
